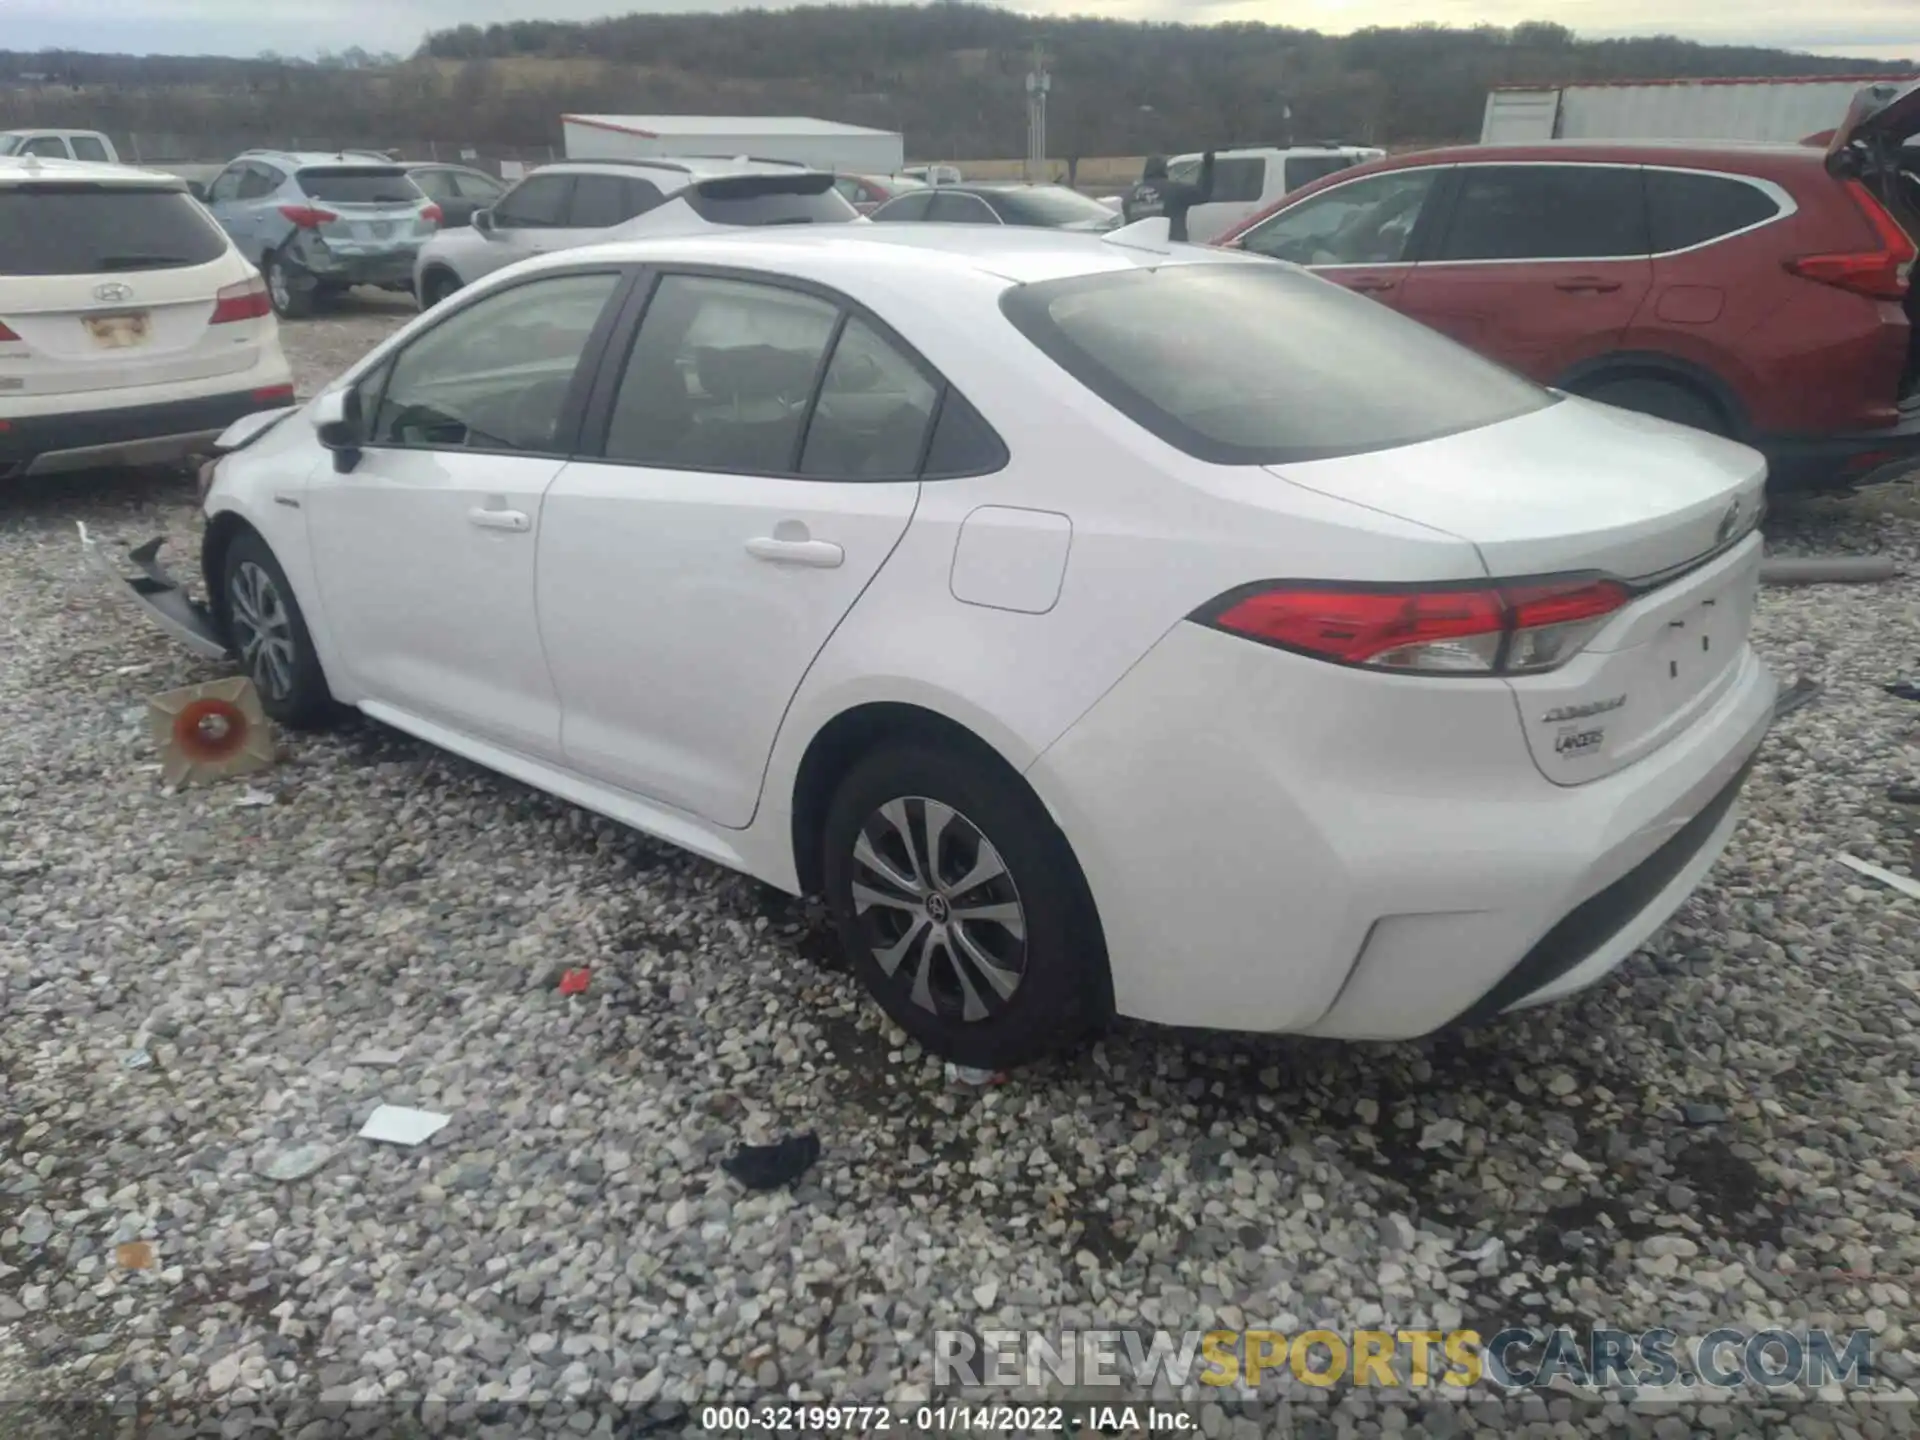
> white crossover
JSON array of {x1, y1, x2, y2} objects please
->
[
  {"x1": 1, "y1": 154, "x2": 294, "y2": 478},
  {"x1": 94, "y1": 224, "x2": 1775, "y2": 1067}
]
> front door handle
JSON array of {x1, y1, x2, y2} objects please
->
[
  {"x1": 746, "y1": 536, "x2": 845, "y2": 569},
  {"x1": 1555, "y1": 276, "x2": 1624, "y2": 293},
  {"x1": 468, "y1": 507, "x2": 530, "y2": 532},
  {"x1": 1346, "y1": 277, "x2": 1397, "y2": 293}
]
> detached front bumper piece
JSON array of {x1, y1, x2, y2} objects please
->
[{"x1": 78, "y1": 523, "x2": 229, "y2": 661}]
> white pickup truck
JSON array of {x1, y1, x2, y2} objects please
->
[{"x1": 0, "y1": 128, "x2": 121, "y2": 163}]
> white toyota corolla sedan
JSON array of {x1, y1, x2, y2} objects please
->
[{"x1": 100, "y1": 224, "x2": 1776, "y2": 1068}]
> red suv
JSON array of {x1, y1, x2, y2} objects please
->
[{"x1": 1215, "y1": 84, "x2": 1920, "y2": 490}]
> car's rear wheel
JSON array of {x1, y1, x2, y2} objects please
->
[
  {"x1": 221, "y1": 531, "x2": 334, "y2": 729},
  {"x1": 263, "y1": 250, "x2": 314, "y2": 320},
  {"x1": 822, "y1": 743, "x2": 1109, "y2": 1069},
  {"x1": 1577, "y1": 376, "x2": 1728, "y2": 436}
]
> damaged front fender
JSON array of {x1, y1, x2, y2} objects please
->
[{"x1": 78, "y1": 522, "x2": 230, "y2": 662}]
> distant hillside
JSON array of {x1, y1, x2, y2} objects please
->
[{"x1": 2, "y1": 5, "x2": 1913, "y2": 161}]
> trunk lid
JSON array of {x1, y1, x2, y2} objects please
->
[
  {"x1": 295, "y1": 167, "x2": 434, "y2": 255},
  {"x1": 1270, "y1": 395, "x2": 1769, "y2": 784},
  {"x1": 1825, "y1": 78, "x2": 1920, "y2": 169}
]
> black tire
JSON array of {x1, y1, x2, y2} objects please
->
[
  {"x1": 263, "y1": 249, "x2": 314, "y2": 320},
  {"x1": 419, "y1": 269, "x2": 461, "y2": 310},
  {"x1": 220, "y1": 530, "x2": 335, "y2": 730},
  {"x1": 1577, "y1": 376, "x2": 1728, "y2": 436},
  {"x1": 822, "y1": 743, "x2": 1110, "y2": 1069}
]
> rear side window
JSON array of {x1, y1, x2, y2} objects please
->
[
  {"x1": 236, "y1": 165, "x2": 279, "y2": 200},
  {"x1": 1171, "y1": 156, "x2": 1264, "y2": 204},
  {"x1": 1646, "y1": 170, "x2": 1781, "y2": 252},
  {"x1": 1435, "y1": 165, "x2": 1649, "y2": 261},
  {"x1": 0, "y1": 185, "x2": 229, "y2": 276},
  {"x1": 1284, "y1": 154, "x2": 1359, "y2": 191},
  {"x1": 1002, "y1": 264, "x2": 1555, "y2": 466},
  {"x1": 684, "y1": 174, "x2": 859, "y2": 226},
  {"x1": 570, "y1": 174, "x2": 661, "y2": 228},
  {"x1": 297, "y1": 168, "x2": 422, "y2": 205}
]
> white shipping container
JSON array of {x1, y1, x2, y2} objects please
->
[
  {"x1": 1481, "y1": 75, "x2": 1920, "y2": 145},
  {"x1": 561, "y1": 114, "x2": 905, "y2": 174}
]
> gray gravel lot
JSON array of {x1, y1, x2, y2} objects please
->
[{"x1": 3, "y1": 295, "x2": 1919, "y2": 1438}]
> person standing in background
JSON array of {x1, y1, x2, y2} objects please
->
[{"x1": 1123, "y1": 151, "x2": 1217, "y2": 242}]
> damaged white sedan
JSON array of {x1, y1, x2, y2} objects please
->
[{"x1": 90, "y1": 224, "x2": 1775, "y2": 1067}]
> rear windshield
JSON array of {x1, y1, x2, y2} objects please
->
[
  {"x1": 991, "y1": 187, "x2": 1120, "y2": 227},
  {"x1": 296, "y1": 167, "x2": 423, "y2": 205},
  {"x1": 686, "y1": 174, "x2": 859, "y2": 226},
  {"x1": 1001, "y1": 264, "x2": 1556, "y2": 466},
  {"x1": 0, "y1": 185, "x2": 228, "y2": 276}
]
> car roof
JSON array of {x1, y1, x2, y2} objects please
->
[
  {"x1": 1367, "y1": 139, "x2": 1832, "y2": 169},
  {"x1": 535, "y1": 155, "x2": 825, "y2": 182},
  {"x1": 0, "y1": 155, "x2": 186, "y2": 189},
  {"x1": 238, "y1": 150, "x2": 406, "y2": 170},
  {"x1": 542, "y1": 222, "x2": 1260, "y2": 287}
]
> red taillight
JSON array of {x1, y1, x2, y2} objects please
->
[
  {"x1": 1785, "y1": 180, "x2": 1917, "y2": 301},
  {"x1": 1200, "y1": 576, "x2": 1630, "y2": 676},
  {"x1": 0, "y1": 319, "x2": 18, "y2": 342},
  {"x1": 277, "y1": 204, "x2": 338, "y2": 229},
  {"x1": 251, "y1": 384, "x2": 295, "y2": 405},
  {"x1": 210, "y1": 275, "x2": 272, "y2": 324},
  {"x1": 420, "y1": 202, "x2": 443, "y2": 225}
]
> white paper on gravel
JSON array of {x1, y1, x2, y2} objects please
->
[{"x1": 358, "y1": 1105, "x2": 452, "y2": 1146}]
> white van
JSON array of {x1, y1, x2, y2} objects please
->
[{"x1": 1165, "y1": 144, "x2": 1384, "y2": 243}]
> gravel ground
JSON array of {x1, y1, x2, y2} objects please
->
[{"x1": 3, "y1": 300, "x2": 1919, "y2": 1438}]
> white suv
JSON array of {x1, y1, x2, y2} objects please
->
[
  {"x1": 412, "y1": 157, "x2": 863, "y2": 308},
  {"x1": 1165, "y1": 144, "x2": 1386, "y2": 243},
  {"x1": 0, "y1": 155, "x2": 294, "y2": 479}
]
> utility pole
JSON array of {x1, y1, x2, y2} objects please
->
[{"x1": 1025, "y1": 39, "x2": 1050, "y2": 183}]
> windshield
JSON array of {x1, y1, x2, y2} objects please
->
[
  {"x1": 991, "y1": 187, "x2": 1121, "y2": 228},
  {"x1": 0, "y1": 135, "x2": 19, "y2": 156},
  {"x1": 296, "y1": 167, "x2": 423, "y2": 205},
  {"x1": 1001, "y1": 263, "x2": 1556, "y2": 466},
  {"x1": 0, "y1": 184, "x2": 229, "y2": 276}
]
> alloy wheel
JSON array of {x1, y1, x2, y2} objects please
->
[
  {"x1": 229, "y1": 560, "x2": 297, "y2": 701},
  {"x1": 848, "y1": 796, "x2": 1028, "y2": 1023}
]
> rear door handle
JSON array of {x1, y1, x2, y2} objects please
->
[
  {"x1": 468, "y1": 507, "x2": 530, "y2": 532},
  {"x1": 1554, "y1": 277, "x2": 1623, "y2": 293},
  {"x1": 1346, "y1": 277, "x2": 1397, "y2": 293},
  {"x1": 746, "y1": 537, "x2": 845, "y2": 569}
]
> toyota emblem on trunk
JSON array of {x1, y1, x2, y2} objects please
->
[
  {"x1": 1715, "y1": 500, "x2": 1741, "y2": 545},
  {"x1": 94, "y1": 282, "x2": 133, "y2": 303}
]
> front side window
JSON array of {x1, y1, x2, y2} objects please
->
[
  {"x1": 492, "y1": 174, "x2": 573, "y2": 229},
  {"x1": 207, "y1": 166, "x2": 246, "y2": 203},
  {"x1": 604, "y1": 275, "x2": 840, "y2": 473},
  {"x1": 992, "y1": 187, "x2": 1121, "y2": 228},
  {"x1": 928, "y1": 192, "x2": 998, "y2": 224},
  {"x1": 454, "y1": 170, "x2": 506, "y2": 201},
  {"x1": 1433, "y1": 164, "x2": 1648, "y2": 262},
  {"x1": 800, "y1": 318, "x2": 941, "y2": 480},
  {"x1": 409, "y1": 169, "x2": 457, "y2": 201},
  {"x1": 71, "y1": 135, "x2": 111, "y2": 163},
  {"x1": 869, "y1": 191, "x2": 934, "y2": 223},
  {"x1": 370, "y1": 272, "x2": 619, "y2": 453},
  {"x1": 20, "y1": 135, "x2": 68, "y2": 158},
  {"x1": 1002, "y1": 263, "x2": 1554, "y2": 466},
  {"x1": 1284, "y1": 153, "x2": 1360, "y2": 192},
  {"x1": 1239, "y1": 168, "x2": 1439, "y2": 266}
]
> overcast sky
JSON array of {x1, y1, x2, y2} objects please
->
[{"x1": 5, "y1": 0, "x2": 1914, "y2": 63}]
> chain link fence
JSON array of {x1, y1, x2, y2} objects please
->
[{"x1": 104, "y1": 133, "x2": 561, "y2": 179}]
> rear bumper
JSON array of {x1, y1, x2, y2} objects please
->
[
  {"x1": 287, "y1": 232, "x2": 421, "y2": 287},
  {"x1": 1, "y1": 384, "x2": 295, "y2": 479},
  {"x1": 1027, "y1": 622, "x2": 1776, "y2": 1040},
  {"x1": 1759, "y1": 395, "x2": 1920, "y2": 489}
]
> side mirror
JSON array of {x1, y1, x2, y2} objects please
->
[
  {"x1": 187, "y1": 180, "x2": 209, "y2": 202},
  {"x1": 472, "y1": 208, "x2": 495, "y2": 236},
  {"x1": 311, "y1": 387, "x2": 363, "y2": 473}
]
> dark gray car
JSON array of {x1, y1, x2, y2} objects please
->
[{"x1": 402, "y1": 163, "x2": 509, "y2": 230}]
